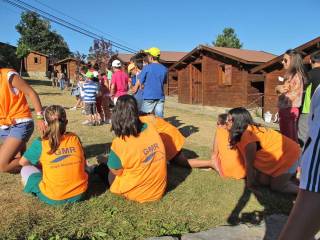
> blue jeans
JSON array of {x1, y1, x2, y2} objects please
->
[
  {"x1": 141, "y1": 99, "x2": 164, "y2": 118},
  {"x1": 59, "y1": 79, "x2": 65, "y2": 90},
  {"x1": 0, "y1": 121, "x2": 34, "y2": 142}
]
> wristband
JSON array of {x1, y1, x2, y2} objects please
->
[{"x1": 36, "y1": 111, "x2": 44, "y2": 120}]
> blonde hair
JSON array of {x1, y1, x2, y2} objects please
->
[{"x1": 43, "y1": 105, "x2": 67, "y2": 154}]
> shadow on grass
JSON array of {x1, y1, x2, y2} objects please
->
[
  {"x1": 84, "y1": 142, "x2": 111, "y2": 159},
  {"x1": 166, "y1": 148, "x2": 196, "y2": 193},
  {"x1": 227, "y1": 185, "x2": 295, "y2": 239},
  {"x1": 165, "y1": 116, "x2": 184, "y2": 128},
  {"x1": 38, "y1": 92, "x2": 62, "y2": 96},
  {"x1": 26, "y1": 79, "x2": 52, "y2": 86},
  {"x1": 179, "y1": 125, "x2": 199, "y2": 138}
]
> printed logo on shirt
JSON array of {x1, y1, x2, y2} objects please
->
[
  {"x1": 50, "y1": 147, "x2": 77, "y2": 163},
  {"x1": 51, "y1": 155, "x2": 71, "y2": 163},
  {"x1": 143, "y1": 143, "x2": 164, "y2": 164}
]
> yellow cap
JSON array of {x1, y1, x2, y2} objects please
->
[
  {"x1": 144, "y1": 47, "x2": 160, "y2": 57},
  {"x1": 127, "y1": 63, "x2": 136, "y2": 73}
]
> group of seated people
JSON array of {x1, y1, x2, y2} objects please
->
[{"x1": 18, "y1": 94, "x2": 301, "y2": 205}]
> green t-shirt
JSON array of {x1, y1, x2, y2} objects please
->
[{"x1": 302, "y1": 84, "x2": 312, "y2": 114}]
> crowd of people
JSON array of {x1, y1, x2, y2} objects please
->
[{"x1": 0, "y1": 48, "x2": 320, "y2": 239}]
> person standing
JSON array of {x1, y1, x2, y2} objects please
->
[
  {"x1": 140, "y1": 47, "x2": 167, "y2": 118},
  {"x1": 278, "y1": 74, "x2": 320, "y2": 240},
  {"x1": 110, "y1": 60, "x2": 128, "y2": 105},
  {"x1": 275, "y1": 49, "x2": 307, "y2": 142},
  {"x1": 298, "y1": 50, "x2": 320, "y2": 147},
  {"x1": 58, "y1": 72, "x2": 66, "y2": 91}
]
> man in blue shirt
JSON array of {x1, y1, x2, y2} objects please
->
[{"x1": 140, "y1": 47, "x2": 167, "y2": 118}]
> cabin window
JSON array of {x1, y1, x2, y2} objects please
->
[
  {"x1": 34, "y1": 57, "x2": 39, "y2": 64},
  {"x1": 218, "y1": 64, "x2": 232, "y2": 86}
]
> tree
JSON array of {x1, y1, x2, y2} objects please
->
[
  {"x1": 15, "y1": 11, "x2": 70, "y2": 60},
  {"x1": 87, "y1": 39, "x2": 114, "y2": 70},
  {"x1": 213, "y1": 28, "x2": 243, "y2": 49},
  {"x1": 0, "y1": 43, "x2": 20, "y2": 70}
]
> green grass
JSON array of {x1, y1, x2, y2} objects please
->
[{"x1": 0, "y1": 80, "x2": 294, "y2": 240}]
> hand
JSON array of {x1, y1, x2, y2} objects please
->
[{"x1": 36, "y1": 119, "x2": 46, "y2": 136}]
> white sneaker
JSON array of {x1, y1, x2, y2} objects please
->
[{"x1": 82, "y1": 120, "x2": 90, "y2": 125}]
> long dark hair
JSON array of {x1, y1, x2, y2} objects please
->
[
  {"x1": 111, "y1": 95, "x2": 143, "y2": 139},
  {"x1": 228, "y1": 107, "x2": 260, "y2": 148},
  {"x1": 284, "y1": 49, "x2": 307, "y2": 84}
]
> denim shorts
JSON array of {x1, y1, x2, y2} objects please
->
[{"x1": 0, "y1": 121, "x2": 34, "y2": 142}]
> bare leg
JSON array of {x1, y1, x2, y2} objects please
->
[
  {"x1": 278, "y1": 189, "x2": 320, "y2": 240},
  {"x1": 173, "y1": 152, "x2": 214, "y2": 168},
  {"x1": 270, "y1": 173, "x2": 298, "y2": 194},
  {"x1": 0, "y1": 137, "x2": 24, "y2": 173}
]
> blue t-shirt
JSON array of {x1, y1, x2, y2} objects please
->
[
  {"x1": 82, "y1": 80, "x2": 99, "y2": 103},
  {"x1": 140, "y1": 63, "x2": 167, "y2": 100}
]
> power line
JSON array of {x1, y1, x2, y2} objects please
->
[
  {"x1": 32, "y1": 0, "x2": 139, "y2": 51},
  {"x1": 1, "y1": 0, "x2": 137, "y2": 53},
  {"x1": 14, "y1": 0, "x2": 137, "y2": 53}
]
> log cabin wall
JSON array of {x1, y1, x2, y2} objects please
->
[
  {"x1": 264, "y1": 69, "x2": 286, "y2": 114},
  {"x1": 202, "y1": 54, "x2": 247, "y2": 107},
  {"x1": 247, "y1": 73, "x2": 265, "y2": 108},
  {"x1": 178, "y1": 66, "x2": 190, "y2": 104}
]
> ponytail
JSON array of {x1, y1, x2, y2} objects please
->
[{"x1": 43, "y1": 105, "x2": 67, "y2": 154}]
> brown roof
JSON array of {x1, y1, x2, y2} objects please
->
[
  {"x1": 54, "y1": 57, "x2": 78, "y2": 65},
  {"x1": 171, "y1": 45, "x2": 276, "y2": 70},
  {"x1": 251, "y1": 36, "x2": 320, "y2": 73},
  {"x1": 117, "y1": 51, "x2": 188, "y2": 64},
  {"x1": 29, "y1": 50, "x2": 48, "y2": 57}
]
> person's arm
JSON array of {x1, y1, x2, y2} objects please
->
[
  {"x1": 110, "y1": 83, "x2": 115, "y2": 96},
  {"x1": 11, "y1": 74, "x2": 46, "y2": 135},
  {"x1": 139, "y1": 67, "x2": 147, "y2": 85},
  {"x1": 130, "y1": 79, "x2": 141, "y2": 94},
  {"x1": 107, "y1": 149, "x2": 123, "y2": 176},
  {"x1": 244, "y1": 142, "x2": 257, "y2": 189},
  {"x1": 285, "y1": 74, "x2": 303, "y2": 101},
  {"x1": 19, "y1": 138, "x2": 42, "y2": 166}
]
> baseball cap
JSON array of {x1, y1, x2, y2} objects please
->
[
  {"x1": 85, "y1": 71, "x2": 94, "y2": 79},
  {"x1": 112, "y1": 59, "x2": 122, "y2": 68},
  {"x1": 144, "y1": 47, "x2": 161, "y2": 57},
  {"x1": 127, "y1": 63, "x2": 136, "y2": 73}
]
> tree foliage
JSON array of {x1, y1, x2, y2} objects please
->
[
  {"x1": 0, "y1": 43, "x2": 19, "y2": 69},
  {"x1": 213, "y1": 28, "x2": 243, "y2": 49},
  {"x1": 15, "y1": 11, "x2": 70, "y2": 60},
  {"x1": 87, "y1": 39, "x2": 114, "y2": 69}
]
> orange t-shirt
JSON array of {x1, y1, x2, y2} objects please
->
[
  {"x1": 0, "y1": 68, "x2": 32, "y2": 125},
  {"x1": 237, "y1": 125, "x2": 300, "y2": 177},
  {"x1": 39, "y1": 133, "x2": 88, "y2": 200},
  {"x1": 214, "y1": 127, "x2": 246, "y2": 179},
  {"x1": 109, "y1": 123, "x2": 167, "y2": 203},
  {"x1": 139, "y1": 115, "x2": 185, "y2": 161}
]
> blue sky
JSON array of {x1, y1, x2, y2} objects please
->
[{"x1": 0, "y1": 0, "x2": 319, "y2": 55}]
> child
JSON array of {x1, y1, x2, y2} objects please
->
[
  {"x1": 107, "y1": 95, "x2": 167, "y2": 203},
  {"x1": 110, "y1": 60, "x2": 128, "y2": 105},
  {"x1": 96, "y1": 72, "x2": 111, "y2": 124},
  {"x1": 82, "y1": 71, "x2": 99, "y2": 126},
  {"x1": 0, "y1": 67, "x2": 45, "y2": 173},
  {"x1": 139, "y1": 113, "x2": 229, "y2": 170},
  {"x1": 227, "y1": 107, "x2": 300, "y2": 194},
  {"x1": 128, "y1": 61, "x2": 144, "y2": 110},
  {"x1": 19, "y1": 105, "x2": 88, "y2": 205}
]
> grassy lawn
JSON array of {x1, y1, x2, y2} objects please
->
[{"x1": 0, "y1": 81, "x2": 294, "y2": 240}]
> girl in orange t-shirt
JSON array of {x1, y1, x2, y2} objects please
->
[
  {"x1": 0, "y1": 68, "x2": 45, "y2": 173},
  {"x1": 19, "y1": 105, "x2": 88, "y2": 205},
  {"x1": 226, "y1": 107, "x2": 300, "y2": 194},
  {"x1": 107, "y1": 95, "x2": 167, "y2": 203}
]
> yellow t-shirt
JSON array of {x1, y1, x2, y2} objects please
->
[
  {"x1": 237, "y1": 125, "x2": 300, "y2": 177},
  {"x1": 108, "y1": 123, "x2": 167, "y2": 203},
  {"x1": 39, "y1": 133, "x2": 88, "y2": 200},
  {"x1": 139, "y1": 115, "x2": 185, "y2": 161}
]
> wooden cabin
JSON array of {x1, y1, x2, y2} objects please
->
[
  {"x1": 23, "y1": 51, "x2": 48, "y2": 78},
  {"x1": 170, "y1": 45, "x2": 276, "y2": 108},
  {"x1": 54, "y1": 58, "x2": 78, "y2": 82},
  {"x1": 251, "y1": 36, "x2": 320, "y2": 115}
]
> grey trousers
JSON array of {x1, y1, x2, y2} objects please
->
[{"x1": 298, "y1": 113, "x2": 309, "y2": 148}]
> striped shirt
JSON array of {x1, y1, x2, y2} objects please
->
[
  {"x1": 82, "y1": 80, "x2": 99, "y2": 103},
  {"x1": 300, "y1": 85, "x2": 320, "y2": 192}
]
